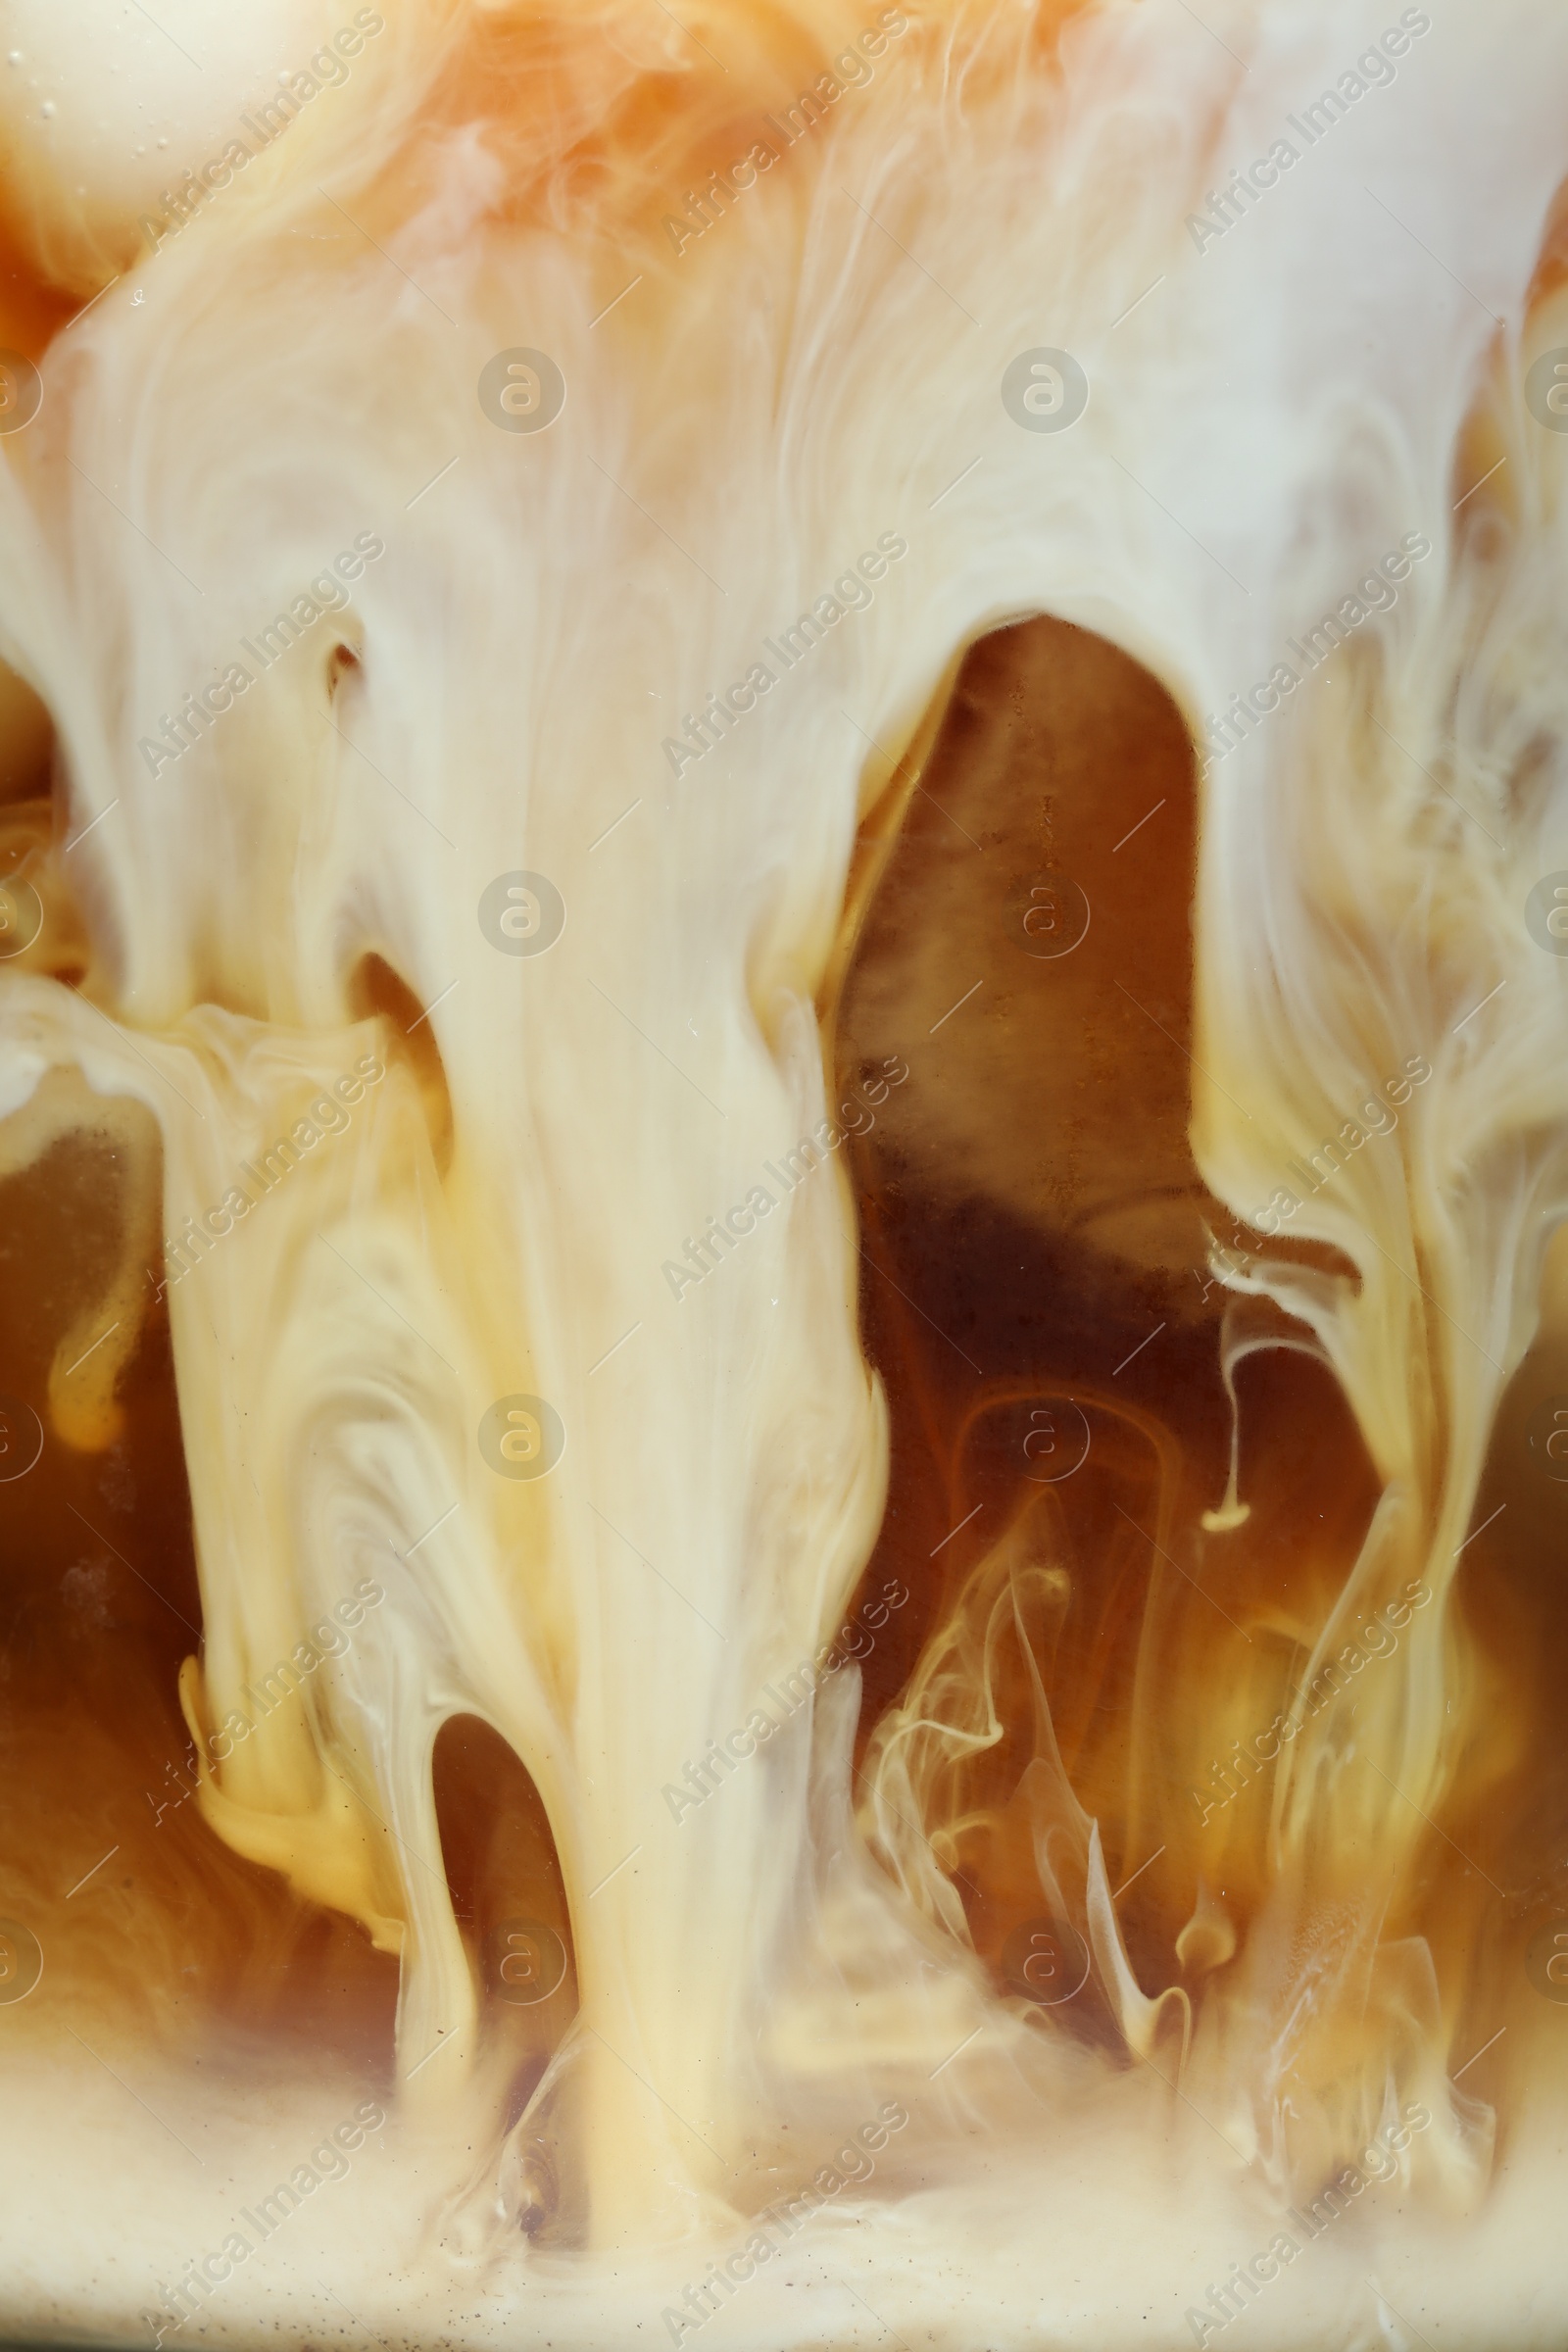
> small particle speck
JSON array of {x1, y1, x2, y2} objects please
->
[
  {"x1": 6, "y1": 51, "x2": 21, "y2": 66},
  {"x1": 39, "y1": 99, "x2": 55, "y2": 118}
]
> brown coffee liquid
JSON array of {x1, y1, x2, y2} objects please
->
[{"x1": 829, "y1": 615, "x2": 1539, "y2": 2036}]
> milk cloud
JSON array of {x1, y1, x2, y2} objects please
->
[
  {"x1": 662, "y1": 1054, "x2": 907, "y2": 1297},
  {"x1": 197, "y1": 1577, "x2": 386, "y2": 1765},
  {"x1": 662, "y1": 1577, "x2": 909, "y2": 1824},
  {"x1": 659, "y1": 2099, "x2": 910, "y2": 2342},
  {"x1": 159, "y1": 1053, "x2": 386, "y2": 1291},
  {"x1": 1184, "y1": 2103, "x2": 1433, "y2": 2343},
  {"x1": 137, "y1": 533, "x2": 384, "y2": 778},
  {"x1": 1186, "y1": 10, "x2": 1433, "y2": 255},
  {"x1": 1251, "y1": 1053, "x2": 1433, "y2": 1235},
  {"x1": 1201, "y1": 532, "x2": 1432, "y2": 769},
  {"x1": 661, "y1": 533, "x2": 908, "y2": 777},
  {"x1": 1193, "y1": 1580, "x2": 1434, "y2": 1827},
  {"x1": 146, "y1": 1570, "x2": 385, "y2": 1818},
  {"x1": 139, "y1": 2099, "x2": 386, "y2": 2346},
  {"x1": 138, "y1": 11, "x2": 387, "y2": 257},
  {"x1": 661, "y1": 6, "x2": 912, "y2": 259}
]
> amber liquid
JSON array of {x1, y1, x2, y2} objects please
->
[{"x1": 832, "y1": 615, "x2": 1554, "y2": 2070}]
